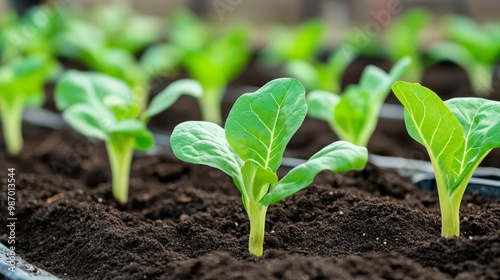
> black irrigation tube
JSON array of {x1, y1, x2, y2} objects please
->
[{"x1": 1, "y1": 102, "x2": 499, "y2": 280}]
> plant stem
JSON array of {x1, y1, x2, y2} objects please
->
[
  {"x1": 469, "y1": 64, "x2": 493, "y2": 97},
  {"x1": 106, "y1": 137, "x2": 135, "y2": 205},
  {"x1": 132, "y1": 83, "x2": 150, "y2": 113},
  {"x1": 437, "y1": 190, "x2": 461, "y2": 237},
  {"x1": 247, "y1": 199, "x2": 268, "y2": 256},
  {"x1": 435, "y1": 171, "x2": 467, "y2": 237},
  {"x1": 405, "y1": 60, "x2": 423, "y2": 83},
  {"x1": 0, "y1": 96, "x2": 24, "y2": 156},
  {"x1": 199, "y1": 85, "x2": 224, "y2": 125}
]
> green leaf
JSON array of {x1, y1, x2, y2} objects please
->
[
  {"x1": 170, "y1": 121, "x2": 243, "y2": 182},
  {"x1": 62, "y1": 104, "x2": 110, "y2": 140},
  {"x1": 225, "y1": 78, "x2": 306, "y2": 172},
  {"x1": 140, "y1": 44, "x2": 181, "y2": 75},
  {"x1": 241, "y1": 160, "x2": 278, "y2": 201},
  {"x1": 332, "y1": 86, "x2": 372, "y2": 146},
  {"x1": 113, "y1": 15, "x2": 161, "y2": 53},
  {"x1": 168, "y1": 9, "x2": 210, "y2": 53},
  {"x1": 307, "y1": 57, "x2": 410, "y2": 147},
  {"x1": 392, "y1": 82, "x2": 464, "y2": 188},
  {"x1": 323, "y1": 47, "x2": 356, "y2": 92},
  {"x1": 386, "y1": 9, "x2": 429, "y2": 81},
  {"x1": 444, "y1": 15, "x2": 498, "y2": 63},
  {"x1": 284, "y1": 60, "x2": 319, "y2": 91},
  {"x1": 55, "y1": 70, "x2": 131, "y2": 111},
  {"x1": 183, "y1": 27, "x2": 250, "y2": 89},
  {"x1": 445, "y1": 98, "x2": 500, "y2": 188},
  {"x1": 261, "y1": 141, "x2": 367, "y2": 205},
  {"x1": 389, "y1": 56, "x2": 412, "y2": 81},
  {"x1": 269, "y1": 20, "x2": 325, "y2": 62},
  {"x1": 306, "y1": 90, "x2": 339, "y2": 122},
  {"x1": 108, "y1": 119, "x2": 154, "y2": 150},
  {"x1": 142, "y1": 79, "x2": 203, "y2": 119}
]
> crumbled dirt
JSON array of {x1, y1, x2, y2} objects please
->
[{"x1": 0, "y1": 124, "x2": 499, "y2": 280}]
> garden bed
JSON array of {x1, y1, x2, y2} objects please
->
[{"x1": 0, "y1": 123, "x2": 499, "y2": 280}]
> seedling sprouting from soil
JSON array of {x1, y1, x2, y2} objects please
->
[
  {"x1": 56, "y1": 70, "x2": 202, "y2": 204},
  {"x1": 182, "y1": 27, "x2": 251, "y2": 125},
  {"x1": 385, "y1": 8, "x2": 430, "y2": 82},
  {"x1": 262, "y1": 20, "x2": 354, "y2": 93},
  {"x1": 428, "y1": 15, "x2": 500, "y2": 96},
  {"x1": 171, "y1": 78, "x2": 368, "y2": 256},
  {"x1": 0, "y1": 56, "x2": 55, "y2": 156},
  {"x1": 307, "y1": 57, "x2": 411, "y2": 147},
  {"x1": 392, "y1": 81, "x2": 500, "y2": 237}
]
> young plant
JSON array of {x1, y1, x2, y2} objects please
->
[
  {"x1": 261, "y1": 19, "x2": 326, "y2": 67},
  {"x1": 385, "y1": 8, "x2": 430, "y2": 82},
  {"x1": 0, "y1": 56, "x2": 55, "y2": 156},
  {"x1": 182, "y1": 27, "x2": 251, "y2": 125},
  {"x1": 392, "y1": 81, "x2": 500, "y2": 237},
  {"x1": 428, "y1": 15, "x2": 500, "y2": 96},
  {"x1": 170, "y1": 78, "x2": 368, "y2": 256},
  {"x1": 89, "y1": 4, "x2": 162, "y2": 54},
  {"x1": 307, "y1": 57, "x2": 411, "y2": 147},
  {"x1": 284, "y1": 46, "x2": 356, "y2": 93},
  {"x1": 55, "y1": 18, "x2": 180, "y2": 112},
  {"x1": 55, "y1": 70, "x2": 202, "y2": 204}
]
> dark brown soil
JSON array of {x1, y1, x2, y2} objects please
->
[{"x1": 0, "y1": 123, "x2": 499, "y2": 280}]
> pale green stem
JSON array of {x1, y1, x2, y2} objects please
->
[
  {"x1": 247, "y1": 199, "x2": 268, "y2": 256},
  {"x1": 132, "y1": 83, "x2": 150, "y2": 113},
  {"x1": 0, "y1": 96, "x2": 24, "y2": 156},
  {"x1": 199, "y1": 85, "x2": 225, "y2": 125},
  {"x1": 469, "y1": 64, "x2": 493, "y2": 97},
  {"x1": 436, "y1": 182, "x2": 461, "y2": 237},
  {"x1": 106, "y1": 137, "x2": 135, "y2": 205},
  {"x1": 405, "y1": 60, "x2": 423, "y2": 83}
]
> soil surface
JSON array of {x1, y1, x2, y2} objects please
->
[{"x1": 0, "y1": 123, "x2": 499, "y2": 280}]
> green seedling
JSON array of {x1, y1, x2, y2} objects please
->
[
  {"x1": 385, "y1": 8, "x2": 430, "y2": 82},
  {"x1": 285, "y1": 45, "x2": 356, "y2": 93},
  {"x1": 261, "y1": 19, "x2": 326, "y2": 67},
  {"x1": 89, "y1": 4, "x2": 161, "y2": 54},
  {"x1": 55, "y1": 70, "x2": 202, "y2": 204},
  {"x1": 428, "y1": 15, "x2": 500, "y2": 96},
  {"x1": 183, "y1": 27, "x2": 251, "y2": 125},
  {"x1": 392, "y1": 81, "x2": 500, "y2": 237},
  {"x1": 307, "y1": 57, "x2": 411, "y2": 147},
  {"x1": 171, "y1": 78, "x2": 368, "y2": 256},
  {"x1": 0, "y1": 56, "x2": 55, "y2": 156},
  {"x1": 142, "y1": 9, "x2": 211, "y2": 83},
  {"x1": 167, "y1": 9, "x2": 211, "y2": 55},
  {"x1": 53, "y1": 19, "x2": 166, "y2": 110},
  {"x1": 260, "y1": 19, "x2": 353, "y2": 92}
]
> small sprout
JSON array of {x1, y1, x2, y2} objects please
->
[
  {"x1": 284, "y1": 46, "x2": 356, "y2": 93},
  {"x1": 261, "y1": 20, "x2": 353, "y2": 93},
  {"x1": 385, "y1": 8, "x2": 430, "y2": 82},
  {"x1": 89, "y1": 4, "x2": 162, "y2": 54},
  {"x1": 428, "y1": 15, "x2": 500, "y2": 96},
  {"x1": 171, "y1": 78, "x2": 367, "y2": 256},
  {"x1": 261, "y1": 19, "x2": 326, "y2": 66},
  {"x1": 182, "y1": 27, "x2": 251, "y2": 124},
  {"x1": 392, "y1": 81, "x2": 500, "y2": 237},
  {"x1": 307, "y1": 57, "x2": 411, "y2": 147},
  {"x1": 0, "y1": 56, "x2": 55, "y2": 156},
  {"x1": 55, "y1": 70, "x2": 202, "y2": 204}
]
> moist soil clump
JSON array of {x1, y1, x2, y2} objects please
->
[{"x1": 0, "y1": 124, "x2": 499, "y2": 279}]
